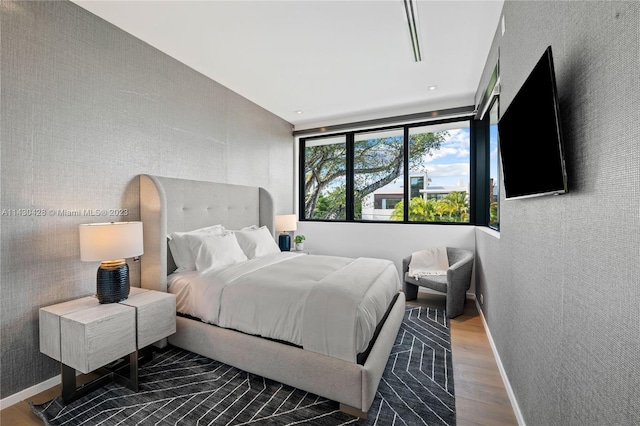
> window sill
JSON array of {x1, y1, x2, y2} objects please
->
[{"x1": 476, "y1": 226, "x2": 500, "y2": 239}]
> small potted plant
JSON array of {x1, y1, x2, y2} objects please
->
[{"x1": 294, "y1": 235, "x2": 306, "y2": 251}]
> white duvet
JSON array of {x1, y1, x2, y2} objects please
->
[{"x1": 168, "y1": 252, "x2": 400, "y2": 363}]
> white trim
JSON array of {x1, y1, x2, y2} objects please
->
[
  {"x1": 476, "y1": 226, "x2": 500, "y2": 239},
  {"x1": 0, "y1": 374, "x2": 61, "y2": 410},
  {"x1": 475, "y1": 299, "x2": 526, "y2": 426}
]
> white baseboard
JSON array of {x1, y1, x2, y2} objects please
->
[
  {"x1": 0, "y1": 374, "x2": 61, "y2": 410},
  {"x1": 475, "y1": 299, "x2": 527, "y2": 426}
]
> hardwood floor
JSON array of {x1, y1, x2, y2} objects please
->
[
  {"x1": 0, "y1": 373, "x2": 99, "y2": 425},
  {"x1": 1, "y1": 292, "x2": 518, "y2": 425},
  {"x1": 408, "y1": 291, "x2": 519, "y2": 426}
]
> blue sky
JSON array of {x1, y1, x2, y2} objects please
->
[
  {"x1": 489, "y1": 124, "x2": 499, "y2": 184},
  {"x1": 380, "y1": 125, "x2": 472, "y2": 191},
  {"x1": 420, "y1": 127, "x2": 471, "y2": 188}
]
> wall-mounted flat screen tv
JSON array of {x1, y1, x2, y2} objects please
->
[{"x1": 498, "y1": 46, "x2": 568, "y2": 200}]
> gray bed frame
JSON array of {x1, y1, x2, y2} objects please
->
[{"x1": 139, "y1": 174, "x2": 406, "y2": 417}]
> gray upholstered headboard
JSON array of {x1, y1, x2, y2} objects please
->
[{"x1": 139, "y1": 174, "x2": 275, "y2": 292}]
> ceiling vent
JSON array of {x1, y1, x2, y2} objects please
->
[{"x1": 403, "y1": 0, "x2": 422, "y2": 62}]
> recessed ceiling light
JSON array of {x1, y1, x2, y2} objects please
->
[
  {"x1": 295, "y1": 110, "x2": 303, "y2": 114},
  {"x1": 428, "y1": 85, "x2": 437, "y2": 91}
]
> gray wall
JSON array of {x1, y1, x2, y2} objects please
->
[
  {"x1": 0, "y1": 1, "x2": 293, "y2": 398},
  {"x1": 474, "y1": 1, "x2": 639, "y2": 425}
]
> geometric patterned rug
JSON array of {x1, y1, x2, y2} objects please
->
[
  {"x1": 31, "y1": 306, "x2": 455, "y2": 425},
  {"x1": 371, "y1": 306, "x2": 455, "y2": 425}
]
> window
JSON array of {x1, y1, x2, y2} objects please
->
[
  {"x1": 354, "y1": 129, "x2": 404, "y2": 221},
  {"x1": 300, "y1": 118, "x2": 472, "y2": 224},
  {"x1": 302, "y1": 135, "x2": 347, "y2": 220},
  {"x1": 406, "y1": 122, "x2": 470, "y2": 222},
  {"x1": 410, "y1": 175, "x2": 425, "y2": 198},
  {"x1": 489, "y1": 99, "x2": 500, "y2": 230}
]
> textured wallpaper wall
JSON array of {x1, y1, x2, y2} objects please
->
[
  {"x1": 0, "y1": 1, "x2": 293, "y2": 398},
  {"x1": 474, "y1": 1, "x2": 639, "y2": 425}
]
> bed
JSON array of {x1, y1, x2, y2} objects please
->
[{"x1": 139, "y1": 174, "x2": 406, "y2": 417}]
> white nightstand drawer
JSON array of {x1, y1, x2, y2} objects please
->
[
  {"x1": 121, "y1": 290, "x2": 176, "y2": 348},
  {"x1": 39, "y1": 297, "x2": 99, "y2": 363},
  {"x1": 60, "y1": 304, "x2": 136, "y2": 374}
]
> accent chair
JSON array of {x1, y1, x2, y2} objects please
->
[{"x1": 402, "y1": 247, "x2": 474, "y2": 318}]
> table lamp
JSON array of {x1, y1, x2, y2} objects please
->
[
  {"x1": 79, "y1": 221, "x2": 144, "y2": 303},
  {"x1": 275, "y1": 214, "x2": 296, "y2": 251}
]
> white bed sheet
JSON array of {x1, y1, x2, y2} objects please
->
[{"x1": 167, "y1": 252, "x2": 400, "y2": 362}]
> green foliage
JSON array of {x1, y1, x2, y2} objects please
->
[
  {"x1": 489, "y1": 201, "x2": 499, "y2": 228},
  {"x1": 390, "y1": 192, "x2": 469, "y2": 223},
  {"x1": 294, "y1": 235, "x2": 305, "y2": 244},
  {"x1": 311, "y1": 187, "x2": 347, "y2": 220}
]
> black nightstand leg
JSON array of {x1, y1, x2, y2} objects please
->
[
  {"x1": 61, "y1": 363, "x2": 76, "y2": 405},
  {"x1": 113, "y1": 350, "x2": 139, "y2": 392},
  {"x1": 61, "y1": 363, "x2": 113, "y2": 405},
  {"x1": 60, "y1": 349, "x2": 139, "y2": 405}
]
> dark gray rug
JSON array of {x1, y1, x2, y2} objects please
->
[{"x1": 32, "y1": 306, "x2": 455, "y2": 425}]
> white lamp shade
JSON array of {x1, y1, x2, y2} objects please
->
[
  {"x1": 275, "y1": 214, "x2": 297, "y2": 232},
  {"x1": 79, "y1": 221, "x2": 144, "y2": 261}
]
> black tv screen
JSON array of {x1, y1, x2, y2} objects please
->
[{"x1": 498, "y1": 46, "x2": 568, "y2": 200}]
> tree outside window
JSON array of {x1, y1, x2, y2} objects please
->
[{"x1": 303, "y1": 136, "x2": 346, "y2": 220}]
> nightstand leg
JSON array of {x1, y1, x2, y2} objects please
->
[
  {"x1": 61, "y1": 363, "x2": 112, "y2": 405},
  {"x1": 61, "y1": 363, "x2": 76, "y2": 404},
  {"x1": 113, "y1": 350, "x2": 139, "y2": 392},
  {"x1": 60, "y1": 350, "x2": 139, "y2": 405},
  {"x1": 129, "y1": 350, "x2": 138, "y2": 390}
]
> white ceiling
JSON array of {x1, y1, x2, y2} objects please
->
[{"x1": 72, "y1": 0, "x2": 504, "y2": 130}]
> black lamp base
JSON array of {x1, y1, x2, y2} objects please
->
[
  {"x1": 96, "y1": 263, "x2": 130, "y2": 303},
  {"x1": 278, "y1": 234, "x2": 291, "y2": 251}
]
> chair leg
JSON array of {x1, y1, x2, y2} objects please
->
[
  {"x1": 446, "y1": 290, "x2": 466, "y2": 318},
  {"x1": 403, "y1": 282, "x2": 419, "y2": 301}
]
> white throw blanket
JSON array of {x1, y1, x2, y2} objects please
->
[{"x1": 409, "y1": 247, "x2": 449, "y2": 278}]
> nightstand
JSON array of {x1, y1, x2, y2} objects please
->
[{"x1": 39, "y1": 287, "x2": 176, "y2": 404}]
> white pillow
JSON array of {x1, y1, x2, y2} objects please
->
[
  {"x1": 168, "y1": 225, "x2": 226, "y2": 272},
  {"x1": 233, "y1": 226, "x2": 280, "y2": 259},
  {"x1": 185, "y1": 232, "x2": 248, "y2": 272}
]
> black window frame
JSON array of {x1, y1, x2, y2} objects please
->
[{"x1": 299, "y1": 115, "x2": 492, "y2": 226}]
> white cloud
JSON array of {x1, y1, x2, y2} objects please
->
[
  {"x1": 428, "y1": 163, "x2": 470, "y2": 178},
  {"x1": 490, "y1": 147, "x2": 499, "y2": 159},
  {"x1": 424, "y1": 146, "x2": 459, "y2": 162},
  {"x1": 422, "y1": 130, "x2": 470, "y2": 162}
]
